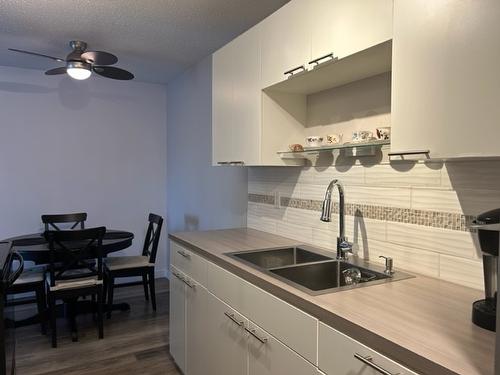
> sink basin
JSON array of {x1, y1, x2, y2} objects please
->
[
  {"x1": 270, "y1": 260, "x2": 389, "y2": 292},
  {"x1": 225, "y1": 245, "x2": 413, "y2": 295},
  {"x1": 227, "y1": 247, "x2": 332, "y2": 269}
]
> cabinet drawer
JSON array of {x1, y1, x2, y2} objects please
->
[
  {"x1": 207, "y1": 261, "x2": 318, "y2": 364},
  {"x1": 170, "y1": 241, "x2": 207, "y2": 284},
  {"x1": 245, "y1": 283, "x2": 318, "y2": 365},
  {"x1": 247, "y1": 321, "x2": 317, "y2": 375},
  {"x1": 206, "y1": 261, "x2": 250, "y2": 316},
  {"x1": 319, "y1": 322, "x2": 419, "y2": 375}
]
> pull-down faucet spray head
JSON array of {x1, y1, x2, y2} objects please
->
[{"x1": 320, "y1": 179, "x2": 351, "y2": 260}]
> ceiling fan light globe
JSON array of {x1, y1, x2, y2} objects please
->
[{"x1": 66, "y1": 61, "x2": 91, "y2": 80}]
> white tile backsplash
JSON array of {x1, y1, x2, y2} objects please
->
[
  {"x1": 386, "y1": 222, "x2": 477, "y2": 259},
  {"x1": 364, "y1": 162, "x2": 442, "y2": 187},
  {"x1": 248, "y1": 160, "x2": 500, "y2": 290}
]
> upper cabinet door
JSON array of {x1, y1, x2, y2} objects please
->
[
  {"x1": 212, "y1": 25, "x2": 261, "y2": 165},
  {"x1": 310, "y1": 0, "x2": 393, "y2": 61},
  {"x1": 261, "y1": 0, "x2": 311, "y2": 88},
  {"x1": 212, "y1": 44, "x2": 235, "y2": 165},
  {"x1": 231, "y1": 26, "x2": 262, "y2": 165},
  {"x1": 391, "y1": 0, "x2": 500, "y2": 159}
]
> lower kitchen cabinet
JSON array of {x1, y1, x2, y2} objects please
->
[
  {"x1": 169, "y1": 241, "x2": 419, "y2": 375},
  {"x1": 169, "y1": 266, "x2": 186, "y2": 373},
  {"x1": 318, "y1": 322, "x2": 418, "y2": 375},
  {"x1": 185, "y1": 279, "x2": 210, "y2": 375},
  {"x1": 206, "y1": 293, "x2": 248, "y2": 375},
  {"x1": 247, "y1": 321, "x2": 317, "y2": 375}
]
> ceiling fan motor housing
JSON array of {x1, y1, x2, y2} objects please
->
[{"x1": 66, "y1": 61, "x2": 91, "y2": 71}]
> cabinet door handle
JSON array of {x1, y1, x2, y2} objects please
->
[
  {"x1": 217, "y1": 161, "x2": 230, "y2": 165},
  {"x1": 224, "y1": 312, "x2": 244, "y2": 327},
  {"x1": 229, "y1": 161, "x2": 245, "y2": 165},
  {"x1": 388, "y1": 150, "x2": 430, "y2": 157},
  {"x1": 354, "y1": 354, "x2": 400, "y2": 375},
  {"x1": 177, "y1": 250, "x2": 191, "y2": 259},
  {"x1": 245, "y1": 327, "x2": 268, "y2": 344},
  {"x1": 308, "y1": 53, "x2": 335, "y2": 67},
  {"x1": 284, "y1": 65, "x2": 306, "y2": 77}
]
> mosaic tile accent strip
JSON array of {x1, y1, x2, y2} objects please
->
[
  {"x1": 248, "y1": 193, "x2": 275, "y2": 205},
  {"x1": 249, "y1": 194, "x2": 476, "y2": 232}
]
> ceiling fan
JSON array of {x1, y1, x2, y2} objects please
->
[{"x1": 8, "y1": 40, "x2": 134, "y2": 81}]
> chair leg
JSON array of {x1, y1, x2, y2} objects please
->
[
  {"x1": 48, "y1": 294, "x2": 57, "y2": 348},
  {"x1": 142, "y1": 273, "x2": 149, "y2": 301},
  {"x1": 35, "y1": 285, "x2": 47, "y2": 335},
  {"x1": 148, "y1": 269, "x2": 156, "y2": 311},
  {"x1": 107, "y1": 276, "x2": 114, "y2": 319},
  {"x1": 102, "y1": 274, "x2": 108, "y2": 305},
  {"x1": 91, "y1": 294, "x2": 96, "y2": 321},
  {"x1": 97, "y1": 288, "x2": 104, "y2": 339}
]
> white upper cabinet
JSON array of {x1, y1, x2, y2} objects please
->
[
  {"x1": 391, "y1": 0, "x2": 500, "y2": 159},
  {"x1": 261, "y1": 0, "x2": 312, "y2": 88},
  {"x1": 212, "y1": 43, "x2": 234, "y2": 165},
  {"x1": 212, "y1": 25, "x2": 261, "y2": 166},
  {"x1": 310, "y1": 0, "x2": 393, "y2": 61}
]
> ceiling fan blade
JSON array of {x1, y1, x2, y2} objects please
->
[
  {"x1": 8, "y1": 48, "x2": 65, "y2": 62},
  {"x1": 81, "y1": 51, "x2": 118, "y2": 65},
  {"x1": 45, "y1": 67, "x2": 67, "y2": 75},
  {"x1": 93, "y1": 66, "x2": 134, "y2": 80}
]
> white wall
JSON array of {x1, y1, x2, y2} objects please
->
[
  {"x1": 0, "y1": 66, "x2": 168, "y2": 276},
  {"x1": 166, "y1": 56, "x2": 248, "y2": 260}
]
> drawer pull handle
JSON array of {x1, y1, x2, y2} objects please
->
[
  {"x1": 224, "y1": 312, "x2": 244, "y2": 327},
  {"x1": 245, "y1": 327, "x2": 268, "y2": 344},
  {"x1": 354, "y1": 353, "x2": 400, "y2": 375},
  {"x1": 177, "y1": 250, "x2": 191, "y2": 259},
  {"x1": 172, "y1": 271, "x2": 183, "y2": 280},
  {"x1": 183, "y1": 278, "x2": 196, "y2": 289},
  {"x1": 217, "y1": 161, "x2": 230, "y2": 165},
  {"x1": 229, "y1": 161, "x2": 245, "y2": 165},
  {"x1": 309, "y1": 52, "x2": 335, "y2": 67},
  {"x1": 284, "y1": 65, "x2": 306, "y2": 77}
]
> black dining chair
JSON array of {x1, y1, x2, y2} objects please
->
[
  {"x1": 6, "y1": 262, "x2": 47, "y2": 335},
  {"x1": 41, "y1": 212, "x2": 87, "y2": 231},
  {"x1": 104, "y1": 213, "x2": 163, "y2": 318},
  {"x1": 44, "y1": 227, "x2": 106, "y2": 348}
]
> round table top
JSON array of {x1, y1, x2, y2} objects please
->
[{"x1": 4, "y1": 230, "x2": 134, "y2": 263}]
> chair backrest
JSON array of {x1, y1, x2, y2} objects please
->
[
  {"x1": 41, "y1": 212, "x2": 87, "y2": 231},
  {"x1": 44, "y1": 227, "x2": 106, "y2": 287},
  {"x1": 142, "y1": 213, "x2": 163, "y2": 264}
]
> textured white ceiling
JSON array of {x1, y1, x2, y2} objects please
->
[{"x1": 0, "y1": 0, "x2": 290, "y2": 84}]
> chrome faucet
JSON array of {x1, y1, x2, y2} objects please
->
[{"x1": 320, "y1": 179, "x2": 353, "y2": 260}]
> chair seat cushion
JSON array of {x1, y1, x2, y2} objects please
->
[
  {"x1": 14, "y1": 266, "x2": 46, "y2": 285},
  {"x1": 46, "y1": 272, "x2": 103, "y2": 291},
  {"x1": 104, "y1": 255, "x2": 153, "y2": 271}
]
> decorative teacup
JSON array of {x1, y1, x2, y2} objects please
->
[
  {"x1": 376, "y1": 127, "x2": 391, "y2": 140},
  {"x1": 326, "y1": 134, "x2": 343, "y2": 145},
  {"x1": 352, "y1": 130, "x2": 373, "y2": 143},
  {"x1": 305, "y1": 136, "x2": 323, "y2": 147}
]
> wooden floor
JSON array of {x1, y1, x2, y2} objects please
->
[{"x1": 15, "y1": 278, "x2": 181, "y2": 375}]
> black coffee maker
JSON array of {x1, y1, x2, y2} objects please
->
[{"x1": 472, "y1": 208, "x2": 500, "y2": 331}]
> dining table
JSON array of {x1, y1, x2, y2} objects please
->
[{"x1": 3, "y1": 229, "x2": 134, "y2": 340}]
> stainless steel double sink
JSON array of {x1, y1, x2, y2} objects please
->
[{"x1": 226, "y1": 246, "x2": 413, "y2": 295}]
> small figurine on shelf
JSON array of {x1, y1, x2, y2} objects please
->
[{"x1": 288, "y1": 144, "x2": 304, "y2": 152}]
